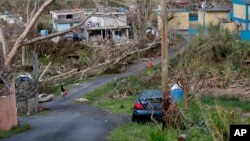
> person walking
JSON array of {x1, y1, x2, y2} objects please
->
[
  {"x1": 61, "y1": 85, "x2": 67, "y2": 98},
  {"x1": 147, "y1": 58, "x2": 153, "y2": 75}
]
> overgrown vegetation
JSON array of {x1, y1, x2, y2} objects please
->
[
  {"x1": 169, "y1": 24, "x2": 250, "y2": 108},
  {"x1": 200, "y1": 94, "x2": 250, "y2": 112},
  {"x1": 85, "y1": 73, "x2": 246, "y2": 140},
  {"x1": 84, "y1": 25, "x2": 250, "y2": 140}
]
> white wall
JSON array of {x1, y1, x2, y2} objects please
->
[{"x1": 86, "y1": 14, "x2": 127, "y2": 27}]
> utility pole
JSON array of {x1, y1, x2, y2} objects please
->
[
  {"x1": 202, "y1": 0, "x2": 207, "y2": 29},
  {"x1": 160, "y1": 0, "x2": 169, "y2": 128}
]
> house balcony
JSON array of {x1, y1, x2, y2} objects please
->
[{"x1": 53, "y1": 18, "x2": 83, "y2": 24}]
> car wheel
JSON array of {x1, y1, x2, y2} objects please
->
[{"x1": 131, "y1": 114, "x2": 138, "y2": 122}]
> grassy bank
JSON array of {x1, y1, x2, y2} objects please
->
[
  {"x1": 83, "y1": 25, "x2": 250, "y2": 140},
  {"x1": 84, "y1": 73, "x2": 250, "y2": 141},
  {"x1": 0, "y1": 124, "x2": 31, "y2": 139}
]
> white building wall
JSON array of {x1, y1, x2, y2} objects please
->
[{"x1": 85, "y1": 15, "x2": 127, "y2": 27}]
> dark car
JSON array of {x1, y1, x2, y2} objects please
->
[
  {"x1": 64, "y1": 32, "x2": 84, "y2": 41},
  {"x1": 132, "y1": 90, "x2": 164, "y2": 122}
]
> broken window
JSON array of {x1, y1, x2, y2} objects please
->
[
  {"x1": 58, "y1": 15, "x2": 65, "y2": 19},
  {"x1": 66, "y1": 14, "x2": 73, "y2": 19}
]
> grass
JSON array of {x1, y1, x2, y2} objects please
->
[
  {"x1": 93, "y1": 96, "x2": 135, "y2": 115},
  {"x1": 38, "y1": 109, "x2": 51, "y2": 115},
  {"x1": 18, "y1": 109, "x2": 51, "y2": 116},
  {"x1": 0, "y1": 124, "x2": 31, "y2": 139},
  {"x1": 80, "y1": 25, "x2": 250, "y2": 141},
  {"x1": 84, "y1": 82, "x2": 115, "y2": 101},
  {"x1": 84, "y1": 81, "x2": 137, "y2": 115},
  {"x1": 83, "y1": 72, "x2": 248, "y2": 141},
  {"x1": 109, "y1": 122, "x2": 189, "y2": 141},
  {"x1": 200, "y1": 95, "x2": 250, "y2": 112},
  {"x1": 83, "y1": 73, "x2": 250, "y2": 141}
]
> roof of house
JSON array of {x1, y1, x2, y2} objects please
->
[
  {"x1": 198, "y1": 7, "x2": 232, "y2": 12},
  {"x1": 167, "y1": 9, "x2": 189, "y2": 13},
  {"x1": 82, "y1": 8, "x2": 126, "y2": 15},
  {"x1": 50, "y1": 9, "x2": 82, "y2": 14}
]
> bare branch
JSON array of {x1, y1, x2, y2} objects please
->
[
  {"x1": 4, "y1": 0, "x2": 56, "y2": 68},
  {"x1": 26, "y1": 0, "x2": 31, "y2": 23},
  {"x1": 30, "y1": 1, "x2": 38, "y2": 23},
  {"x1": 108, "y1": 0, "x2": 131, "y2": 8}
]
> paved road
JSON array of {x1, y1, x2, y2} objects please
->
[{"x1": 2, "y1": 36, "x2": 189, "y2": 141}]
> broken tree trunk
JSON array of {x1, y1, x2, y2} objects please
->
[
  {"x1": 38, "y1": 62, "x2": 52, "y2": 81},
  {"x1": 0, "y1": 28, "x2": 7, "y2": 61}
]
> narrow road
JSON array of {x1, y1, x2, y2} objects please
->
[{"x1": 2, "y1": 36, "x2": 189, "y2": 141}]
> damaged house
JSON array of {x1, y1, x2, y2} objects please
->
[
  {"x1": 50, "y1": 8, "x2": 130, "y2": 43},
  {"x1": 50, "y1": 9, "x2": 84, "y2": 32},
  {"x1": 83, "y1": 8, "x2": 130, "y2": 43}
]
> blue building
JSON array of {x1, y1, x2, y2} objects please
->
[
  {"x1": 230, "y1": 0, "x2": 250, "y2": 40},
  {"x1": 50, "y1": 9, "x2": 84, "y2": 32}
]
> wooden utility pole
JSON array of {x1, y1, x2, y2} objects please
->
[{"x1": 160, "y1": 0, "x2": 169, "y2": 128}]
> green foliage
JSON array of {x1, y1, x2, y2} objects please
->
[
  {"x1": 184, "y1": 97, "x2": 239, "y2": 141},
  {"x1": 76, "y1": 48, "x2": 96, "y2": 68},
  {"x1": 0, "y1": 124, "x2": 31, "y2": 139},
  {"x1": 175, "y1": 33, "x2": 184, "y2": 40},
  {"x1": 84, "y1": 24, "x2": 250, "y2": 141},
  {"x1": 149, "y1": 129, "x2": 167, "y2": 141},
  {"x1": 84, "y1": 70, "x2": 162, "y2": 114},
  {"x1": 109, "y1": 123, "x2": 148, "y2": 141},
  {"x1": 187, "y1": 127, "x2": 211, "y2": 141},
  {"x1": 204, "y1": 106, "x2": 234, "y2": 141},
  {"x1": 200, "y1": 95, "x2": 250, "y2": 112},
  {"x1": 93, "y1": 96, "x2": 135, "y2": 115},
  {"x1": 109, "y1": 123, "x2": 168, "y2": 141},
  {"x1": 170, "y1": 24, "x2": 250, "y2": 106},
  {"x1": 184, "y1": 100, "x2": 203, "y2": 124},
  {"x1": 85, "y1": 82, "x2": 115, "y2": 101}
]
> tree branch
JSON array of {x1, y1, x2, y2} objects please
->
[
  {"x1": 4, "y1": 0, "x2": 97, "y2": 68},
  {"x1": 4, "y1": 0, "x2": 56, "y2": 68},
  {"x1": 22, "y1": 10, "x2": 97, "y2": 46}
]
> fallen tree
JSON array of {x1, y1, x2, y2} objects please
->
[{"x1": 37, "y1": 37, "x2": 161, "y2": 82}]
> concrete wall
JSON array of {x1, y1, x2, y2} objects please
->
[
  {"x1": 168, "y1": 12, "x2": 189, "y2": 30},
  {"x1": 157, "y1": 10, "x2": 189, "y2": 30},
  {"x1": 223, "y1": 22, "x2": 237, "y2": 31},
  {"x1": 17, "y1": 97, "x2": 38, "y2": 114},
  {"x1": 198, "y1": 11, "x2": 230, "y2": 25},
  {"x1": 16, "y1": 81, "x2": 39, "y2": 115},
  {"x1": 0, "y1": 81, "x2": 18, "y2": 131}
]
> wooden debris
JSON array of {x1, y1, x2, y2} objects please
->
[{"x1": 75, "y1": 98, "x2": 90, "y2": 103}]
